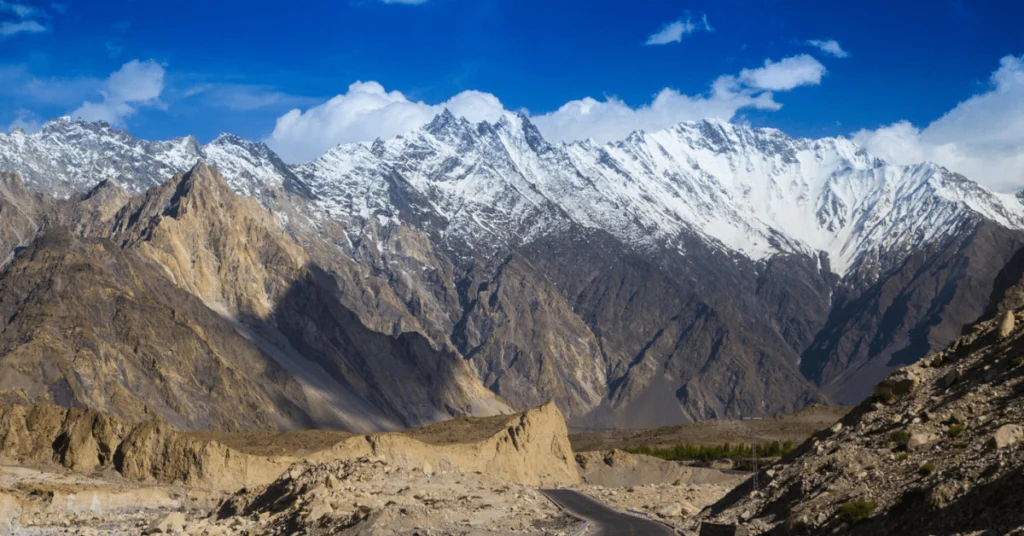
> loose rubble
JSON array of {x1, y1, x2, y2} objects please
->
[
  {"x1": 0, "y1": 465, "x2": 210, "y2": 536},
  {"x1": 189, "y1": 457, "x2": 576, "y2": 535}
]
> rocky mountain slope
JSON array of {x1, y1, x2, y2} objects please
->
[
  {"x1": 2, "y1": 115, "x2": 1023, "y2": 427},
  {"x1": 702, "y1": 260, "x2": 1024, "y2": 534},
  {"x1": 0, "y1": 165, "x2": 508, "y2": 431}
]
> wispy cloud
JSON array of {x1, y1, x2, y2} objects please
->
[
  {"x1": 645, "y1": 13, "x2": 712, "y2": 46},
  {"x1": 2, "y1": 59, "x2": 319, "y2": 133},
  {"x1": 0, "y1": 1, "x2": 39, "y2": 18},
  {"x1": 182, "y1": 83, "x2": 317, "y2": 111},
  {"x1": 805, "y1": 39, "x2": 849, "y2": 58},
  {"x1": 0, "y1": 19, "x2": 43, "y2": 36},
  {"x1": 0, "y1": 0, "x2": 56, "y2": 38},
  {"x1": 0, "y1": 64, "x2": 102, "y2": 106},
  {"x1": 70, "y1": 59, "x2": 166, "y2": 126}
]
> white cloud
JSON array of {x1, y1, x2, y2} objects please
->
[
  {"x1": 645, "y1": 14, "x2": 711, "y2": 46},
  {"x1": 853, "y1": 54, "x2": 1024, "y2": 192},
  {"x1": 70, "y1": 59, "x2": 165, "y2": 125},
  {"x1": 267, "y1": 81, "x2": 506, "y2": 162},
  {"x1": 531, "y1": 77, "x2": 780, "y2": 144},
  {"x1": 805, "y1": 39, "x2": 848, "y2": 58},
  {"x1": 267, "y1": 54, "x2": 823, "y2": 163},
  {"x1": 738, "y1": 54, "x2": 827, "y2": 90},
  {"x1": 0, "y1": 19, "x2": 44, "y2": 36}
]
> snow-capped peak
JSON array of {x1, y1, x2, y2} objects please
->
[
  {"x1": 299, "y1": 113, "x2": 1024, "y2": 275},
  {"x1": 0, "y1": 118, "x2": 289, "y2": 199},
  {"x1": 1, "y1": 113, "x2": 1021, "y2": 278}
]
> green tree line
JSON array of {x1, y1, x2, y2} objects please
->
[{"x1": 624, "y1": 440, "x2": 794, "y2": 461}]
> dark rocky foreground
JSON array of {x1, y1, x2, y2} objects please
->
[{"x1": 699, "y1": 259, "x2": 1024, "y2": 535}]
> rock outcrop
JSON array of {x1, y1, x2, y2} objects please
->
[
  {"x1": 0, "y1": 402, "x2": 578, "y2": 491},
  {"x1": 0, "y1": 404, "x2": 128, "y2": 472},
  {"x1": 336, "y1": 400, "x2": 579, "y2": 487},
  {"x1": 202, "y1": 457, "x2": 573, "y2": 536},
  {"x1": 0, "y1": 171, "x2": 47, "y2": 267}
]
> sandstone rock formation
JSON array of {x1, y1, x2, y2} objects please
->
[{"x1": 0, "y1": 401, "x2": 578, "y2": 492}]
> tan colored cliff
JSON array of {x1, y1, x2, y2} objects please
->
[
  {"x1": 0, "y1": 401, "x2": 578, "y2": 491},
  {"x1": 106, "y1": 161, "x2": 308, "y2": 318}
]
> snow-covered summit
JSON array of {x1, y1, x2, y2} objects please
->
[
  {"x1": 0, "y1": 118, "x2": 290, "y2": 199},
  {"x1": 2, "y1": 114, "x2": 1022, "y2": 277},
  {"x1": 297, "y1": 113, "x2": 1024, "y2": 275}
]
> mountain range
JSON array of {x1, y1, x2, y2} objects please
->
[{"x1": 0, "y1": 112, "x2": 1022, "y2": 430}]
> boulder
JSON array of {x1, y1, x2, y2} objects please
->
[
  {"x1": 306, "y1": 500, "x2": 334, "y2": 522},
  {"x1": 874, "y1": 371, "x2": 918, "y2": 402},
  {"x1": 989, "y1": 424, "x2": 1023, "y2": 450},
  {"x1": 144, "y1": 511, "x2": 187, "y2": 534},
  {"x1": 998, "y1": 311, "x2": 1015, "y2": 338},
  {"x1": 907, "y1": 433, "x2": 932, "y2": 451},
  {"x1": 657, "y1": 502, "x2": 683, "y2": 518},
  {"x1": 928, "y1": 482, "x2": 958, "y2": 509},
  {"x1": 939, "y1": 369, "x2": 960, "y2": 389},
  {"x1": 680, "y1": 500, "x2": 702, "y2": 516}
]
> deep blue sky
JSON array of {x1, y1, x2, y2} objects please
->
[{"x1": 1, "y1": 0, "x2": 1022, "y2": 146}]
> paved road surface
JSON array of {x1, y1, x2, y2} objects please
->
[{"x1": 541, "y1": 489, "x2": 676, "y2": 536}]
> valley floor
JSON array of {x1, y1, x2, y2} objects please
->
[
  {"x1": 570, "y1": 404, "x2": 849, "y2": 452},
  {"x1": 0, "y1": 393, "x2": 849, "y2": 536},
  {"x1": 0, "y1": 465, "x2": 204, "y2": 535},
  {"x1": 0, "y1": 455, "x2": 746, "y2": 536}
]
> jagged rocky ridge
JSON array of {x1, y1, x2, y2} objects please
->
[
  {"x1": 0, "y1": 164, "x2": 507, "y2": 431},
  {"x1": 0, "y1": 400, "x2": 578, "y2": 491},
  {"x1": 2, "y1": 115, "x2": 1023, "y2": 427},
  {"x1": 702, "y1": 256, "x2": 1024, "y2": 535}
]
